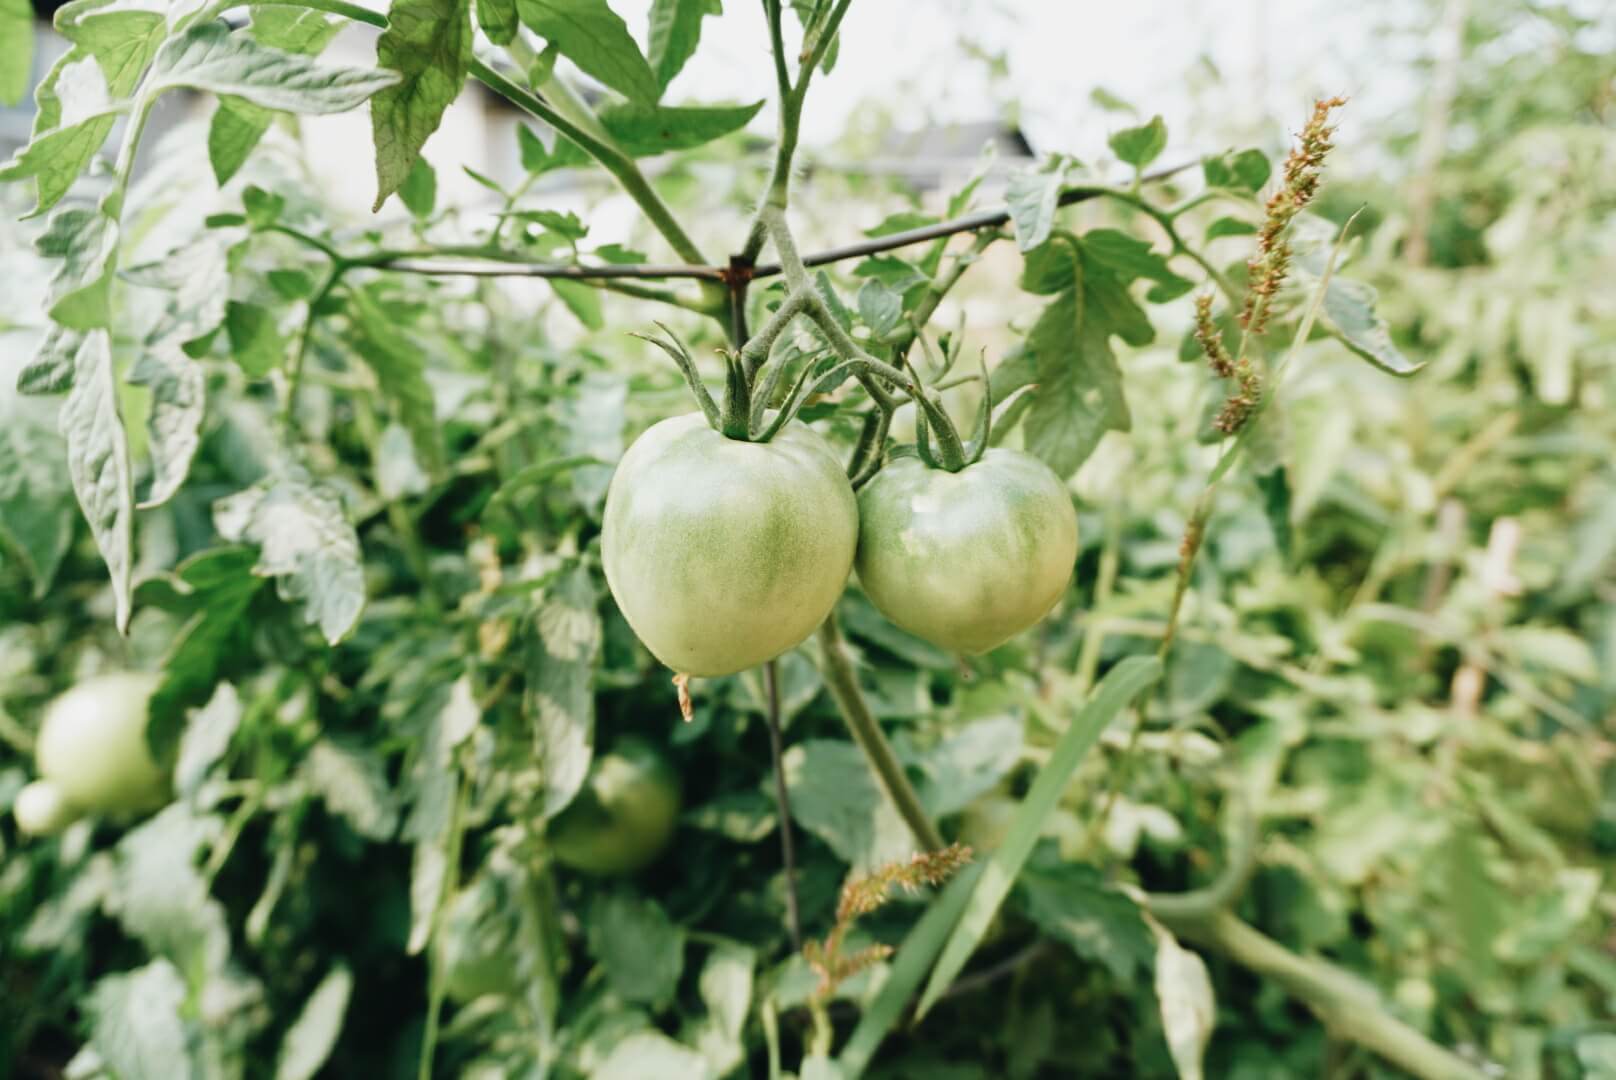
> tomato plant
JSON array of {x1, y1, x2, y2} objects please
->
[{"x1": 0, "y1": 1, "x2": 1611, "y2": 1079}]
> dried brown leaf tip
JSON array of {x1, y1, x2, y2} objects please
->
[
  {"x1": 1240, "y1": 95, "x2": 1348, "y2": 337},
  {"x1": 806, "y1": 843, "x2": 974, "y2": 997}
]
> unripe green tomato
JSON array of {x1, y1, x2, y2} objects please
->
[
  {"x1": 36, "y1": 672, "x2": 169, "y2": 817},
  {"x1": 601, "y1": 413, "x2": 858, "y2": 677},
  {"x1": 12, "y1": 779, "x2": 82, "y2": 836},
  {"x1": 855, "y1": 450, "x2": 1078, "y2": 654},
  {"x1": 548, "y1": 739, "x2": 682, "y2": 876},
  {"x1": 440, "y1": 884, "x2": 523, "y2": 1004}
]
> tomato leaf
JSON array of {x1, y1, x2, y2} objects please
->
[
  {"x1": 206, "y1": 9, "x2": 343, "y2": 185},
  {"x1": 598, "y1": 99, "x2": 764, "y2": 155},
  {"x1": 60, "y1": 330, "x2": 135, "y2": 631},
  {"x1": 369, "y1": 0, "x2": 471, "y2": 212},
  {"x1": 647, "y1": 0, "x2": 721, "y2": 92},
  {"x1": 345, "y1": 284, "x2": 444, "y2": 471},
  {"x1": 152, "y1": 23, "x2": 399, "y2": 113},
  {"x1": 275, "y1": 965, "x2": 353, "y2": 1080},
  {"x1": 517, "y1": 0, "x2": 660, "y2": 106},
  {"x1": 0, "y1": 393, "x2": 76, "y2": 597},
  {"x1": 127, "y1": 343, "x2": 205, "y2": 509},
  {"x1": 213, "y1": 466, "x2": 366, "y2": 644},
  {"x1": 225, "y1": 299, "x2": 286, "y2": 376},
  {"x1": 475, "y1": 0, "x2": 519, "y2": 44},
  {"x1": 38, "y1": 205, "x2": 118, "y2": 330},
  {"x1": 525, "y1": 563, "x2": 603, "y2": 820},
  {"x1": 1108, "y1": 113, "x2": 1166, "y2": 168},
  {"x1": 1004, "y1": 157, "x2": 1070, "y2": 252},
  {"x1": 86, "y1": 960, "x2": 194, "y2": 1080}
]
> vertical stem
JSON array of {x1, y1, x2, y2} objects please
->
[
  {"x1": 764, "y1": 659, "x2": 804, "y2": 949},
  {"x1": 817, "y1": 616, "x2": 946, "y2": 853}
]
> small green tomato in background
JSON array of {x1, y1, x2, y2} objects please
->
[
  {"x1": 548, "y1": 738, "x2": 682, "y2": 876},
  {"x1": 602, "y1": 413, "x2": 858, "y2": 677},
  {"x1": 34, "y1": 672, "x2": 169, "y2": 819},
  {"x1": 855, "y1": 449, "x2": 1079, "y2": 654},
  {"x1": 12, "y1": 779, "x2": 80, "y2": 836},
  {"x1": 440, "y1": 877, "x2": 523, "y2": 1004}
]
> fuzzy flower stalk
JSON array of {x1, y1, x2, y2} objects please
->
[
  {"x1": 1239, "y1": 95, "x2": 1348, "y2": 337},
  {"x1": 804, "y1": 843, "x2": 974, "y2": 999}
]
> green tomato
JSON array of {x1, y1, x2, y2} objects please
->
[
  {"x1": 602, "y1": 413, "x2": 858, "y2": 677},
  {"x1": 12, "y1": 779, "x2": 82, "y2": 836},
  {"x1": 548, "y1": 738, "x2": 682, "y2": 876},
  {"x1": 855, "y1": 450, "x2": 1078, "y2": 654},
  {"x1": 36, "y1": 672, "x2": 169, "y2": 817},
  {"x1": 440, "y1": 881, "x2": 523, "y2": 1004}
]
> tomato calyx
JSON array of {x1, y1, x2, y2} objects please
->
[{"x1": 634, "y1": 317, "x2": 860, "y2": 445}]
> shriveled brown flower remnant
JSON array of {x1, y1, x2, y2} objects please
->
[
  {"x1": 805, "y1": 843, "x2": 973, "y2": 997},
  {"x1": 1239, "y1": 95, "x2": 1348, "y2": 337}
]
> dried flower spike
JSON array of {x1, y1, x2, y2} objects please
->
[{"x1": 1239, "y1": 96, "x2": 1348, "y2": 336}]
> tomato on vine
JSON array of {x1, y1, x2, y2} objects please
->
[
  {"x1": 854, "y1": 358, "x2": 1078, "y2": 654},
  {"x1": 602, "y1": 330, "x2": 858, "y2": 678},
  {"x1": 547, "y1": 739, "x2": 682, "y2": 876}
]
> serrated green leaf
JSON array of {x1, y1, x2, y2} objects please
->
[
  {"x1": 276, "y1": 966, "x2": 353, "y2": 1080},
  {"x1": 475, "y1": 0, "x2": 518, "y2": 43},
  {"x1": 525, "y1": 563, "x2": 602, "y2": 819},
  {"x1": 916, "y1": 656, "x2": 1162, "y2": 1017},
  {"x1": 1109, "y1": 113, "x2": 1166, "y2": 168},
  {"x1": 597, "y1": 98, "x2": 764, "y2": 155},
  {"x1": 146, "y1": 548, "x2": 262, "y2": 734},
  {"x1": 518, "y1": 0, "x2": 659, "y2": 106},
  {"x1": 59, "y1": 330, "x2": 134, "y2": 630},
  {"x1": 128, "y1": 343, "x2": 204, "y2": 509},
  {"x1": 1205, "y1": 215, "x2": 1256, "y2": 240},
  {"x1": 1005, "y1": 158, "x2": 1069, "y2": 252},
  {"x1": 369, "y1": 0, "x2": 470, "y2": 211},
  {"x1": 0, "y1": 51, "x2": 124, "y2": 213},
  {"x1": 1203, "y1": 147, "x2": 1270, "y2": 193},
  {"x1": 38, "y1": 205, "x2": 118, "y2": 329},
  {"x1": 1017, "y1": 861, "x2": 1154, "y2": 980},
  {"x1": 1319, "y1": 275, "x2": 1422, "y2": 376},
  {"x1": 205, "y1": 10, "x2": 342, "y2": 185},
  {"x1": 152, "y1": 22, "x2": 398, "y2": 113},
  {"x1": 225, "y1": 299, "x2": 285, "y2": 376},
  {"x1": 647, "y1": 0, "x2": 721, "y2": 92},
  {"x1": 856, "y1": 278, "x2": 902, "y2": 339},
  {"x1": 86, "y1": 960, "x2": 193, "y2": 1080},
  {"x1": 593, "y1": 242, "x2": 647, "y2": 264},
  {"x1": 516, "y1": 122, "x2": 554, "y2": 172},
  {"x1": 1151, "y1": 918, "x2": 1216, "y2": 1080},
  {"x1": 550, "y1": 277, "x2": 604, "y2": 329},
  {"x1": 0, "y1": 396, "x2": 76, "y2": 596},
  {"x1": 345, "y1": 284, "x2": 443, "y2": 470},
  {"x1": 214, "y1": 467, "x2": 366, "y2": 644},
  {"x1": 18, "y1": 323, "x2": 82, "y2": 394},
  {"x1": 588, "y1": 891, "x2": 684, "y2": 1005},
  {"x1": 398, "y1": 154, "x2": 437, "y2": 217}
]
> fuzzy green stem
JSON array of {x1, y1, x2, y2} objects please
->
[{"x1": 817, "y1": 616, "x2": 946, "y2": 852}]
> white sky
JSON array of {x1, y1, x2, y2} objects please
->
[{"x1": 617, "y1": 0, "x2": 1430, "y2": 168}]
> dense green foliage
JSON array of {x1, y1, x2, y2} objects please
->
[{"x1": 1, "y1": 1, "x2": 1612, "y2": 1079}]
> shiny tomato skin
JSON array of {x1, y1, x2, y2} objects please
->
[
  {"x1": 601, "y1": 413, "x2": 858, "y2": 677},
  {"x1": 855, "y1": 450, "x2": 1078, "y2": 654}
]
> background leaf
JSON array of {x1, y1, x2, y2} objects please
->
[{"x1": 369, "y1": 0, "x2": 471, "y2": 211}]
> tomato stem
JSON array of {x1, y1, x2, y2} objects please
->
[{"x1": 816, "y1": 616, "x2": 946, "y2": 853}]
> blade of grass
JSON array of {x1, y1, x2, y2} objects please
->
[
  {"x1": 913, "y1": 655, "x2": 1163, "y2": 1019},
  {"x1": 836, "y1": 861, "x2": 986, "y2": 1078}
]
